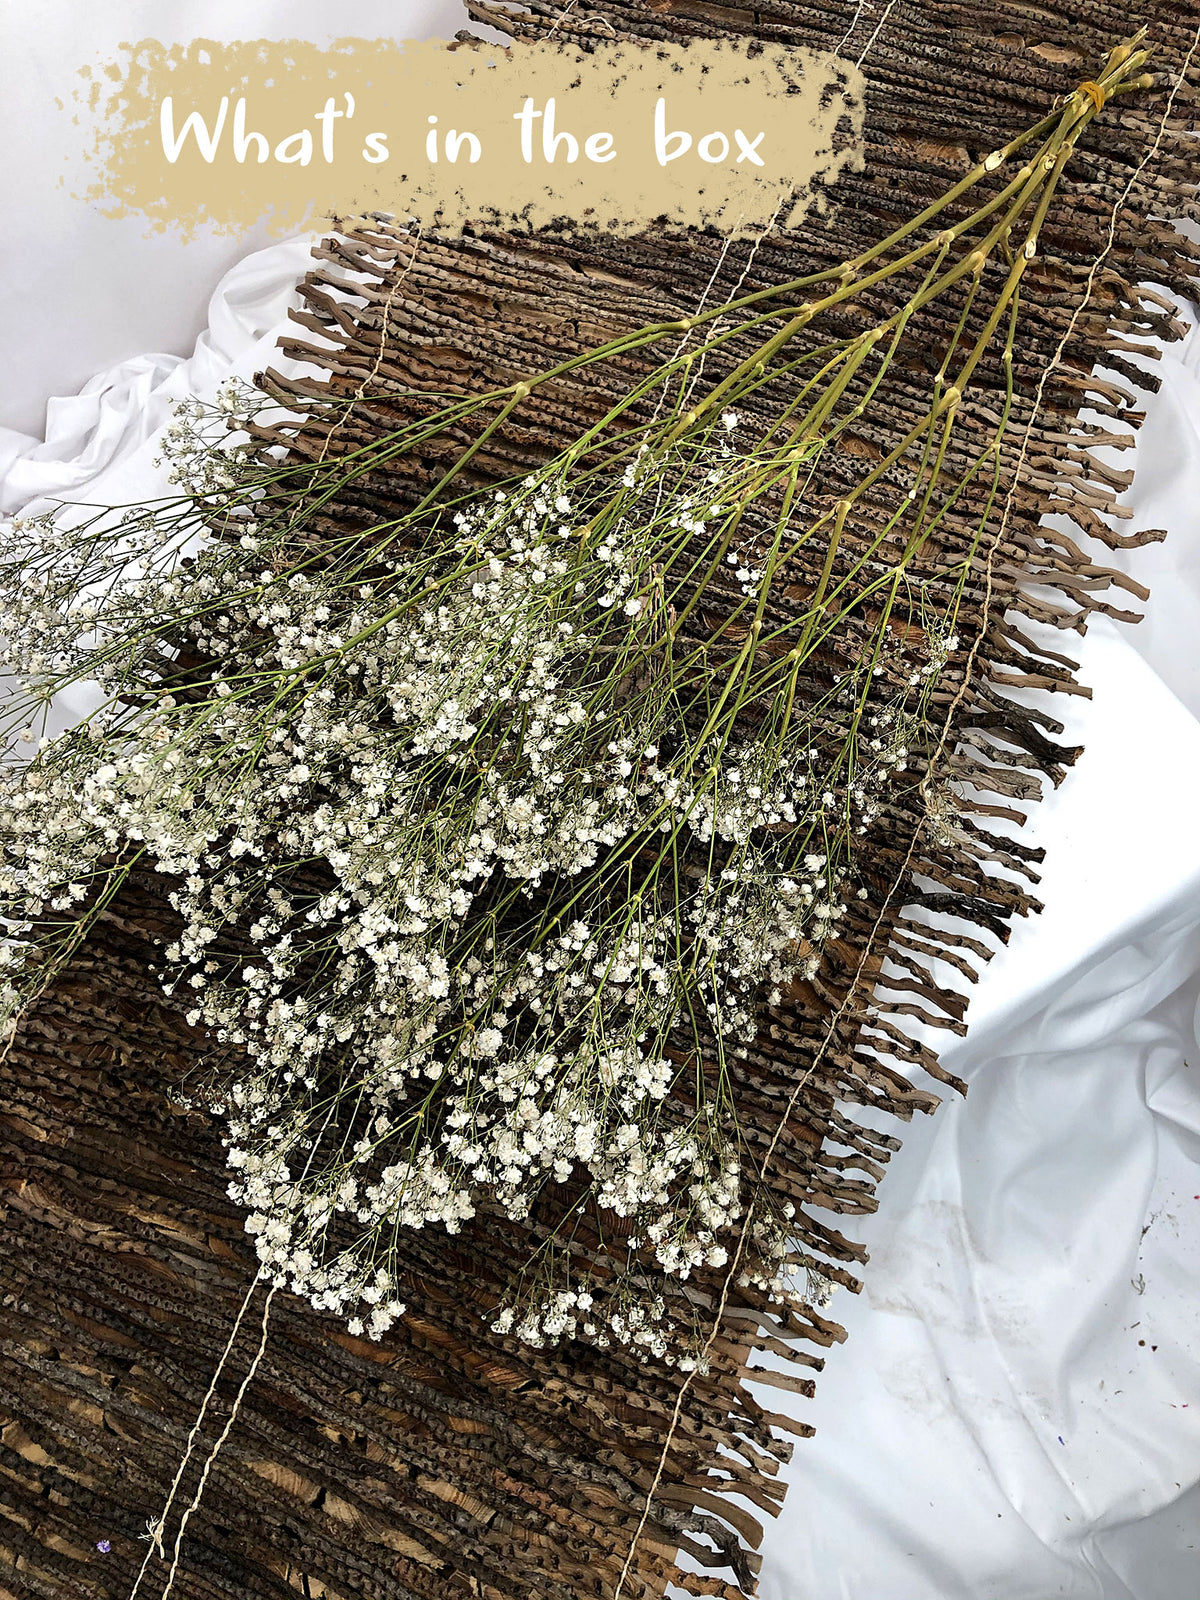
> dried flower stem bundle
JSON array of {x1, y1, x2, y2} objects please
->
[{"x1": 0, "y1": 43, "x2": 1151, "y2": 1361}]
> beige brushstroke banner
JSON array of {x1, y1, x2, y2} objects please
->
[{"x1": 71, "y1": 36, "x2": 863, "y2": 240}]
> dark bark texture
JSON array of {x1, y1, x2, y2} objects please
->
[{"x1": 2, "y1": 4, "x2": 1198, "y2": 1598}]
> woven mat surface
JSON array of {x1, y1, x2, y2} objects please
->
[{"x1": 2, "y1": 5, "x2": 1198, "y2": 1598}]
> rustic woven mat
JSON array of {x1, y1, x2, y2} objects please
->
[{"x1": 3, "y1": 4, "x2": 1199, "y2": 1598}]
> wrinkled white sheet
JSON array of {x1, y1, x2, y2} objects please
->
[
  {"x1": 0, "y1": 235, "x2": 319, "y2": 516},
  {"x1": 3, "y1": 247, "x2": 1198, "y2": 1600},
  {"x1": 0, "y1": 0, "x2": 471, "y2": 440}
]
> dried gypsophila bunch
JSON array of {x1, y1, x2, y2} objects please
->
[
  {"x1": 0, "y1": 393, "x2": 920, "y2": 1356},
  {"x1": 0, "y1": 47, "x2": 1151, "y2": 1360}
]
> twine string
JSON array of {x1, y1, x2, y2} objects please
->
[
  {"x1": 124, "y1": 1266, "x2": 267, "y2": 1600},
  {"x1": 313, "y1": 219, "x2": 424, "y2": 469},
  {"x1": 836, "y1": 1, "x2": 869, "y2": 57},
  {"x1": 127, "y1": 1097, "x2": 339, "y2": 1599},
  {"x1": 156, "y1": 1284, "x2": 280, "y2": 1600},
  {"x1": 854, "y1": 0, "x2": 901, "y2": 70},
  {"x1": 678, "y1": 201, "x2": 787, "y2": 413}
]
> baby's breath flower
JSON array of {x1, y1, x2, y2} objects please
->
[{"x1": 0, "y1": 277, "x2": 953, "y2": 1361}]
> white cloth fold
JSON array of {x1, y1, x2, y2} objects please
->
[{"x1": 0, "y1": 235, "x2": 318, "y2": 515}]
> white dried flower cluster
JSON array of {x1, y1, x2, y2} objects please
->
[
  {"x1": 152, "y1": 388, "x2": 259, "y2": 497},
  {"x1": 0, "y1": 387, "x2": 932, "y2": 1360},
  {"x1": 845, "y1": 706, "x2": 919, "y2": 835},
  {"x1": 922, "y1": 619, "x2": 960, "y2": 677},
  {"x1": 0, "y1": 506, "x2": 173, "y2": 696}
]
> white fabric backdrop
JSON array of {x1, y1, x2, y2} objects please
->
[
  {"x1": 0, "y1": 0, "x2": 473, "y2": 440},
  {"x1": 3, "y1": 8, "x2": 1198, "y2": 1595}
]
